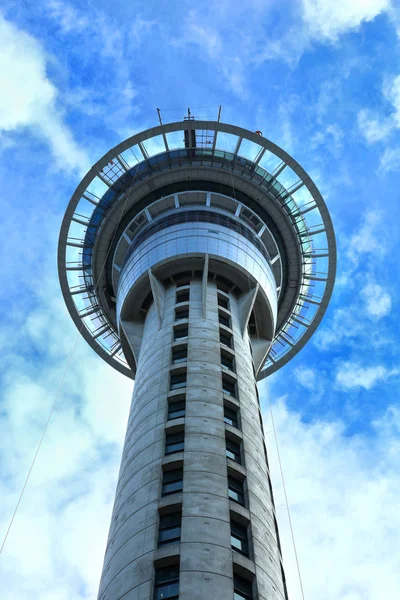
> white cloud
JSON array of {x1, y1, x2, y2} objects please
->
[
  {"x1": 361, "y1": 281, "x2": 392, "y2": 318},
  {"x1": 301, "y1": 0, "x2": 392, "y2": 41},
  {"x1": 380, "y1": 145, "x2": 400, "y2": 172},
  {"x1": 262, "y1": 396, "x2": 400, "y2": 600},
  {"x1": 0, "y1": 14, "x2": 89, "y2": 173},
  {"x1": 358, "y1": 74, "x2": 400, "y2": 152},
  {"x1": 347, "y1": 209, "x2": 386, "y2": 265},
  {"x1": 294, "y1": 367, "x2": 318, "y2": 391},
  {"x1": 335, "y1": 362, "x2": 399, "y2": 389}
]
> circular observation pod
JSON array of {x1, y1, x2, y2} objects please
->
[{"x1": 58, "y1": 120, "x2": 336, "y2": 380}]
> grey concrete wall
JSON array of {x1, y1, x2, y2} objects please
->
[{"x1": 97, "y1": 278, "x2": 287, "y2": 600}]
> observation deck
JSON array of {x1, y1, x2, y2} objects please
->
[{"x1": 58, "y1": 119, "x2": 336, "y2": 380}]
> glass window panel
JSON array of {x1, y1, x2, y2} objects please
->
[
  {"x1": 174, "y1": 326, "x2": 188, "y2": 340},
  {"x1": 224, "y1": 407, "x2": 238, "y2": 428},
  {"x1": 234, "y1": 574, "x2": 253, "y2": 599},
  {"x1": 238, "y1": 138, "x2": 263, "y2": 162},
  {"x1": 219, "y1": 313, "x2": 231, "y2": 328},
  {"x1": 216, "y1": 131, "x2": 239, "y2": 153},
  {"x1": 220, "y1": 331, "x2": 233, "y2": 348},
  {"x1": 228, "y1": 476, "x2": 245, "y2": 505},
  {"x1": 170, "y1": 373, "x2": 187, "y2": 391},
  {"x1": 176, "y1": 290, "x2": 190, "y2": 303},
  {"x1": 175, "y1": 307, "x2": 189, "y2": 321},
  {"x1": 171, "y1": 348, "x2": 187, "y2": 365},
  {"x1": 165, "y1": 431, "x2": 184, "y2": 455},
  {"x1": 221, "y1": 353, "x2": 234, "y2": 371},
  {"x1": 142, "y1": 135, "x2": 166, "y2": 156},
  {"x1": 168, "y1": 399, "x2": 186, "y2": 419},
  {"x1": 226, "y1": 438, "x2": 241, "y2": 463},
  {"x1": 222, "y1": 376, "x2": 236, "y2": 398}
]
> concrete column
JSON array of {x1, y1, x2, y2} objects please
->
[{"x1": 97, "y1": 279, "x2": 286, "y2": 600}]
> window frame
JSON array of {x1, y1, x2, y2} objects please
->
[
  {"x1": 226, "y1": 437, "x2": 241, "y2": 463},
  {"x1": 165, "y1": 430, "x2": 185, "y2": 455},
  {"x1": 233, "y1": 573, "x2": 253, "y2": 600},
  {"x1": 218, "y1": 311, "x2": 231, "y2": 328},
  {"x1": 154, "y1": 566, "x2": 180, "y2": 600},
  {"x1": 170, "y1": 372, "x2": 187, "y2": 391},
  {"x1": 230, "y1": 520, "x2": 249, "y2": 556},
  {"x1": 175, "y1": 306, "x2": 189, "y2": 321},
  {"x1": 158, "y1": 511, "x2": 182, "y2": 546},
  {"x1": 228, "y1": 475, "x2": 245, "y2": 506},
  {"x1": 168, "y1": 398, "x2": 186, "y2": 420},
  {"x1": 173, "y1": 324, "x2": 188, "y2": 341},
  {"x1": 222, "y1": 374, "x2": 237, "y2": 398},
  {"x1": 162, "y1": 467, "x2": 184, "y2": 496},
  {"x1": 171, "y1": 346, "x2": 188, "y2": 365},
  {"x1": 176, "y1": 289, "x2": 190, "y2": 304},
  {"x1": 224, "y1": 405, "x2": 239, "y2": 428},
  {"x1": 221, "y1": 351, "x2": 234, "y2": 371},
  {"x1": 220, "y1": 330, "x2": 233, "y2": 349}
]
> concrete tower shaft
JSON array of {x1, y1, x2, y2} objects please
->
[
  {"x1": 99, "y1": 280, "x2": 285, "y2": 600},
  {"x1": 58, "y1": 118, "x2": 336, "y2": 600}
]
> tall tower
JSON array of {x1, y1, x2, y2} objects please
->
[{"x1": 58, "y1": 117, "x2": 335, "y2": 600}]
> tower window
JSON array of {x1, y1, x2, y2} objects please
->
[
  {"x1": 233, "y1": 573, "x2": 253, "y2": 599},
  {"x1": 222, "y1": 375, "x2": 236, "y2": 398},
  {"x1": 165, "y1": 430, "x2": 184, "y2": 455},
  {"x1": 228, "y1": 476, "x2": 245, "y2": 506},
  {"x1": 220, "y1": 330, "x2": 233, "y2": 348},
  {"x1": 170, "y1": 372, "x2": 187, "y2": 391},
  {"x1": 226, "y1": 437, "x2": 241, "y2": 463},
  {"x1": 162, "y1": 467, "x2": 183, "y2": 496},
  {"x1": 174, "y1": 325, "x2": 188, "y2": 341},
  {"x1": 168, "y1": 398, "x2": 186, "y2": 420},
  {"x1": 172, "y1": 346, "x2": 187, "y2": 365},
  {"x1": 175, "y1": 307, "x2": 189, "y2": 321},
  {"x1": 158, "y1": 511, "x2": 182, "y2": 546},
  {"x1": 176, "y1": 289, "x2": 190, "y2": 304},
  {"x1": 219, "y1": 311, "x2": 231, "y2": 328},
  {"x1": 154, "y1": 566, "x2": 180, "y2": 600},
  {"x1": 217, "y1": 294, "x2": 229, "y2": 310},
  {"x1": 231, "y1": 520, "x2": 249, "y2": 556},
  {"x1": 221, "y1": 351, "x2": 234, "y2": 371},
  {"x1": 224, "y1": 405, "x2": 239, "y2": 428}
]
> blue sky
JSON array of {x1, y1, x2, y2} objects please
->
[{"x1": 0, "y1": 1, "x2": 399, "y2": 599}]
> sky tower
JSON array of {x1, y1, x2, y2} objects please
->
[{"x1": 58, "y1": 114, "x2": 336, "y2": 600}]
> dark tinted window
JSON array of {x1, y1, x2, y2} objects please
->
[
  {"x1": 234, "y1": 574, "x2": 253, "y2": 600},
  {"x1": 162, "y1": 468, "x2": 183, "y2": 496},
  {"x1": 221, "y1": 352, "x2": 234, "y2": 370},
  {"x1": 226, "y1": 438, "x2": 241, "y2": 463},
  {"x1": 224, "y1": 406, "x2": 238, "y2": 428},
  {"x1": 170, "y1": 373, "x2": 187, "y2": 391},
  {"x1": 168, "y1": 399, "x2": 186, "y2": 420},
  {"x1": 158, "y1": 512, "x2": 182, "y2": 545},
  {"x1": 174, "y1": 325, "x2": 188, "y2": 341},
  {"x1": 222, "y1": 376, "x2": 236, "y2": 398},
  {"x1": 219, "y1": 312, "x2": 231, "y2": 328},
  {"x1": 228, "y1": 476, "x2": 245, "y2": 506},
  {"x1": 154, "y1": 566, "x2": 179, "y2": 600},
  {"x1": 231, "y1": 521, "x2": 249, "y2": 556},
  {"x1": 166, "y1": 431, "x2": 184, "y2": 455},
  {"x1": 220, "y1": 331, "x2": 233, "y2": 348},
  {"x1": 176, "y1": 289, "x2": 190, "y2": 303},
  {"x1": 172, "y1": 347, "x2": 187, "y2": 364},
  {"x1": 217, "y1": 295, "x2": 229, "y2": 310},
  {"x1": 175, "y1": 307, "x2": 189, "y2": 321}
]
